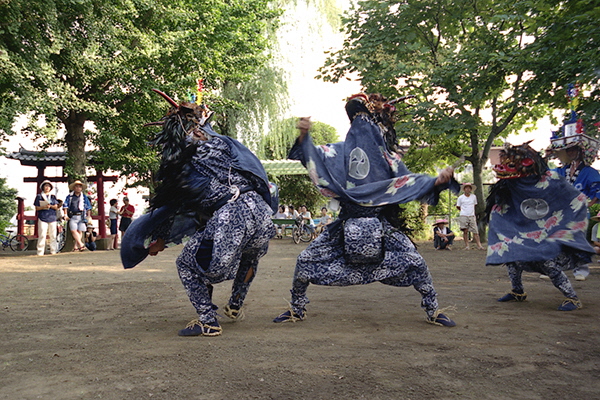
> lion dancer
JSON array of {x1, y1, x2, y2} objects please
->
[
  {"x1": 121, "y1": 90, "x2": 276, "y2": 336},
  {"x1": 273, "y1": 93, "x2": 459, "y2": 327},
  {"x1": 486, "y1": 143, "x2": 594, "y2": 311}
]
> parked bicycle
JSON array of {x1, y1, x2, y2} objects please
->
[
  {"x1": 0, "y1": 230, "x2": 30, "y2": 252},
  {"x1": 292, "y1": 216, "x2": 313, "y2": 244}
]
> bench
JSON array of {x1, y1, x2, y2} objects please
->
[{"x1": 271, "y1": 218, "x2": 295, "y2": 238}]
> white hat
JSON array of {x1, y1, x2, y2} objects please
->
[{"x1": 40, "y1": 180, "x2": 53, "y2": 190}]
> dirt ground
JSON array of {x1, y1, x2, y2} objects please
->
[{"x1": 1, "y1": 237, "x2": 599, "y2": 400}]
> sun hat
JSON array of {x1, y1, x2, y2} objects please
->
[
  {"x1": 432, "y1": 218, "x2": 448, "y2": 226},
  {"x1": 39, "y1": 180, "x2": 53, "y2": 190},
  {"x1": 461, "y1": 183, "x2": 476, "y2": 192},
  {"x1": 69, "y1": 180, "x2": 88, "y2": 191},
  {"x1": 591, "y1": 211, "x2": 600, "y2": 221}
]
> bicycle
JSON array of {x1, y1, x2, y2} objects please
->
[
  {"x1": 0, "y1": 230, "x2": 30, "y2": 252},
  {"x1": 292, "y1": 217, "x2": 314, "y2": 244}
]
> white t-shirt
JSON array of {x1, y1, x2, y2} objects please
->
[
  {"x1": 302, "y1": 211, "x2": 314, "y2": 226},
  {"x1": 457, "y1": 194, "x2": 477, "y2": 216},
  {"x1": 274, "y1": 211, "x2": 288, "y2": 219},
  {"x1": 109, "y1": 205, "x2": 119, "y2": 220}
]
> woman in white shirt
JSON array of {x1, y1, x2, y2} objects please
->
[{"x1": 273, "y1": 205, "x2": 288, "y2": 238}]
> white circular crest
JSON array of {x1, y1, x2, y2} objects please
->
[
  {"x1": 348, "y1": 147, "x2": 370, "y2": 180},
  {"x1": 520, "y1": 198, "x2": 549, "y2": 220}
]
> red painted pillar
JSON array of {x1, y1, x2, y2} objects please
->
[
  {"x1": 16, "y1": 197, "x2": 25, "y2": 236},
  {"x1": 96, "y1": 171, "x2": 107, "y2": 239}
]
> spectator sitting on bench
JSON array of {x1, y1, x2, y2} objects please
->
[{"x1": 273, "y1": 205, "x2": 289, "y2": 239}]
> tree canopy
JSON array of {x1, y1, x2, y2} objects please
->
[
  {"x1": 318, "y1": 0, "x2": 600, "y2": 215},
  {"x1": 0, "y1": 0, "x2": 279, "y2": 183},
  {"x1": 0, "y1": 177, "x2": 17, "y2": 234}
]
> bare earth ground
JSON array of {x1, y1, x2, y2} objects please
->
[{"x1": 1, "y1": 238, "x2": 599, "y2": 400}]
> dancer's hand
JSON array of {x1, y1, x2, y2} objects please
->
[
  {"x1": 297, "y1": 117, "x2": 311, "y2": 143},
  {"x1": 435, "y1": 167, "x2": 454, "y2": 186},
  {"x1": 149, "y1": 238, "x2": 166, "y2": 256}
]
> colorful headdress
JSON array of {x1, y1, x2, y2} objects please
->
[{"x1": 548, "y1": 83, "x2": 600, "y2": 165}]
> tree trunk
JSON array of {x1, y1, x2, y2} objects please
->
[
  {"x1": 63, "y1": 112, "x2": 88, "y2": 183},
  {"x1": 472, "y1": 156, "x2": 487, "y2": 242}
]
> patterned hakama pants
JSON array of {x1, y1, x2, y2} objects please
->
[
  {"x1": 505, "y1": 252, "x2": 580, "y2": 299},
  {"x1": 176, "y1": 192, "x2": 275, "y2": 323},
  {"x1": 288, "y1": 220, "x2": 440, "y2": 318}
]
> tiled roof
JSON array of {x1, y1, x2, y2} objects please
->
[
  {"x1": 6, "y1": 148, "x2": 91, "y2": 166},
  {"x1": 7, "y1": 148, "x2": 307, "y2": 175}
]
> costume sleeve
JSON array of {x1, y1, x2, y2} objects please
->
[
  {"x1": 552, "y1": 165, "x2": 567, "y2": 177},
  {"x1": 84, "y1": 196, "x2": 92, "y2": 211},
  {"x1": 581, "y1": 167, "x2": 600, "y2": 200},
  {"x1": 288, "y1": 137, "x2": 308, "y2": 166},
  {"x1": 291, "y1": 133, "x2": 456, "y2": 206}
]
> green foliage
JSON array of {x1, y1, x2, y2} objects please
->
[
  {"x1": 215, "y1": 65, "x2": 289, "y2": 154},
  {"x1": 262, "y1": 117, "x2": 339, "y2": 214},
  {"x1": 213, "y1": 0, "x2": 342, "y2": 155},
  {"x1": 276, "y1": 0, "x2": 341, "y2": 30},
  {"x1": 399, "y1": 201, "x2": 429, "y2": 239},
  {"x1": 274, "y1": 174, "x2": 326, "y2": 216},
  {"x1": 428, "y1": 190, "x2": 459, "y2": 222},
  {"x1": 262, "y1": 117, "x2": 299, "y2": 160},
  {"x1": 590, "y1": 203, "x2": 600, "y2": 218},
  {"x1": 0, "y1": 177, "x2": 17, "y2": 234},
  {"x1": 261, "y1": 117, "x2": 339, "y2": 160},
  {"x1": 0, "y1": 0, "x2": 280, "y2": 182},
  {"x1": 318, "y1": 0, "x2": 600, "y2": 217}
]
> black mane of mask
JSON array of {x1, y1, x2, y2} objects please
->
[
  {"x1": 146, "y1": 97, "x2": 212, "y2": 213},
  {"x1": 345, "y1": 93, "x2": 401, "y2": 154}
]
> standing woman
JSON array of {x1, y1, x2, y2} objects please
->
[
  {"x1": 118, "y1": 197, "x2": 135, "y2": 236},
  {"x1": 108, "y1": 199, "x2": 119, "y2": 250},
  {"x1": 34, "y1": 180, "x2": 59, "y2": 255}
]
